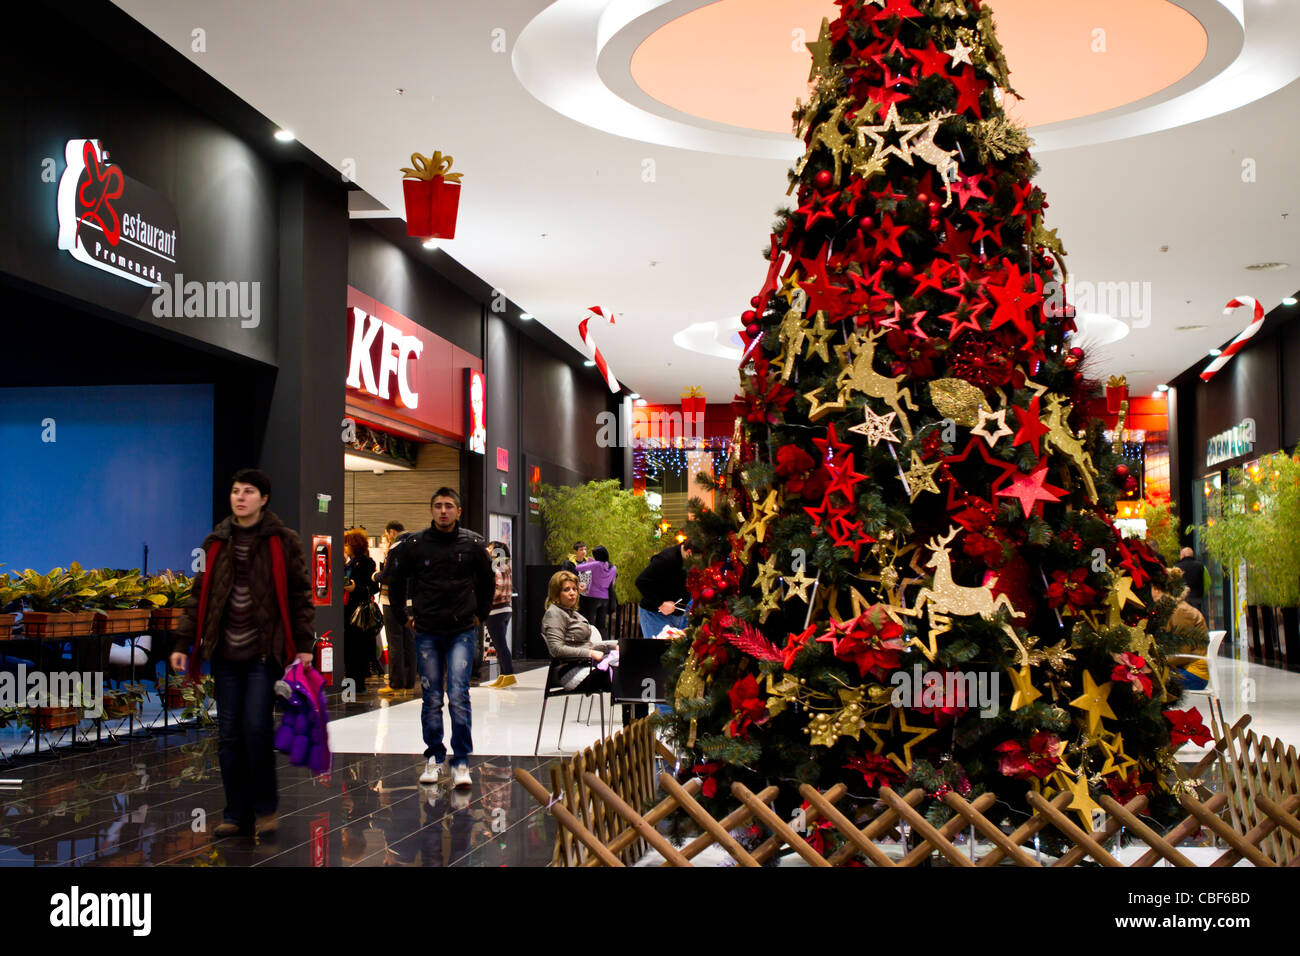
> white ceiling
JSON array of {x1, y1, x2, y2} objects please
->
[{"x1": 113, "y1": 0, "x2": 1300, "y2": 402}]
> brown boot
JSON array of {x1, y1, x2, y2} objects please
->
[
  {"x1": 254, "y1": 812, "x2": 278, "y2": 836},
  {"x1": 212, "y1": 821, "x2": 243, "y2": 838}
]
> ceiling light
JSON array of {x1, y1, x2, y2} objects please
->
[
  {"x1": 519, "y1": 312, "x2": 534, "y2": 321},
  {"x1": 422, "y1": 239, "x2": 439, "y2": 250},
  {"x1": 1209, "y1": 348, "x2": 1223, "y2": 356},
  {"x1": 1283, "y1": 297, "x2": 1298, "y2": 306},
  {"x1": 1156, "y1": 384, "x2": 1170, "y2": 392},
  {"x1": 583, "y1": 360, "x2": 596, "y2": 367},
  {"x1": 273, "y1": 129, "x2": 295, "y2": 142},
  {"x1": 628, "y1": 392, "x2": 640, "y2": 400},
  {"x1": 1174, "y1": 324, "x2": 1206, "y2": 331},
  {"x1": 634, "y1": 398, "x2": 647, "y2": 407},
  {"x1": 1245, "y1": 262, "x2": 1289, "y2": 272}
]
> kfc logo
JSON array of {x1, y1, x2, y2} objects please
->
[{"x1": 346, "y1": 307, "x2": 424, "y2": 409}]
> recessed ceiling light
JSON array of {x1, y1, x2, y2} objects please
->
[
  {"x1": 1174, "y1": 325, "x2": 1206, "y2": 331},
  {"x1": 634, "y1": 398, "x2": 647, "y2": 407},
  {"x1": 1283, "y1": 297, "x2": 1298, "y2": 306},
  {"x1": 1156, "y1": 384, "x2": 1170, "y2": 392},
  {"x1": 274, "y1": 129, "x2": 295, "y2": 142},
  {"x1": 1209, "y1": 348, "x2": 1223, "y2": 356},
  {"x1": 583, "y1": 360, "x2": 596, "y2": 367},
  {"x1": 519, "y1": 312, "x2": 534, "y2": 321},
  {"x1": 1245, "y1": 261, "x2": 1289, "y2": 272},
  {"x1": 422, "y1": 238, "x2": 438, "y2": 250},
  {"x1": 628, "y1": 392, "x2": 640, "y2": 400}
]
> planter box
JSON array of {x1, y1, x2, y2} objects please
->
[
  {"x1": 150, "y1": 607, "x2": 185, "y2": 631},
  {"x1": 101, "y1": 697, "x2": 141, "y2": 720},
  {"x1": 94, "y1": 608, "x2": 153, "y2": 635},
  {"x1": 0, "y1": 613, "x2": 16, "y2": 641},
  {"x1": 34, "y1": 706, "x2": 82, "y2": 730},
  {"x1": 21, "y1": 611, "x2": 95, "y2": 639},
  {"x1": 165, "y1": 685, "x2": 199, "y2": 709}
]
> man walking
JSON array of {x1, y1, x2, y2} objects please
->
[
  {"x1": 376, "y1": 521, "x2": 415, "y2": 693},
  {"x1": 170, "y1": 468, "x2": 315, "y2": 838},
  {"x1": 387, "y1": 488, "x2": 494, "y2": 789}
]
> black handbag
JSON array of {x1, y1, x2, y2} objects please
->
[{"x1": 350, "y1": 599, "x2": 383, "y2": 633}]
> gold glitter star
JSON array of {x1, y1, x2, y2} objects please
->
[
  {"x1": 1007, "y1": 663, "x2": 1042, "y2": 711},
  {"x1": 803, "y1": 310, "x2": 836, "y2": 363},
  {"x1": 848, "y1": 406, "x2": 901, "y2": 447},
  {"x1": 1068, "y1": 671, "x2": 1116, "y2": 735},
  {"x1": 783, "y1": 566, "x2": 817, "y2": 603},
  {"x1": 802, "y1": 385, "x2": 847, "y2": 422},
  {"x1": 754, "y1": 555, "x2": 781, "y2": 594},
  {"x1": 901, "y1": 451, "x2": 942, "y2": 502}
]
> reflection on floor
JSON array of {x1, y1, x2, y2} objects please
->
[{"x1": 0, "y1": 638, "x2": 1295, "y2": 867}]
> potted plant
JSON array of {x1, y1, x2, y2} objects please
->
[
  {"x1": 18, "y1": 564, "x2": 99, "y2": 638},
  {"x1": 164, "y1": 673, "x2": 215, "y2": 725},
  {"x1": 89, "y1": 569, "x2": 154, "y2": 635},
  {"x1": 0, "y1": 572, "x2": 24, "y2": 640},
  {"x1": 144, "y1": 572, "x2": 192, "y2": 630},
  {"x1": 100, "y1": 686, "x2": 145, "y2": 720}
]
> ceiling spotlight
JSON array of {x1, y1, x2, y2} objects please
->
[
  {"x1": 274, "y1": 129, "x2": 295, "y2": 142},
  {"x1": 583, "y1": 360, "x2": 596, "y2": 367},
  {"x1": 519, "y1": 312, "x2": 534, "y2": 321},
  {"x1": 1209, "y1": 348, "x2": 1223, "y2": 356},
  {"x1": 628, "y1": 392, "x2": 640, "y2": 400},
  {"x1": 634, "y1": 398, "x2": 647, "y2": 407},
  {"x1": 422, "y1": 238, "x2": 438, "y2": 250},
  {"x1": 1283, "y1": 297, "x2": 1298, "y2": 306},
  {"x1": 1156, "y1": 384, "x2": 1170, "y2": 392},
  {"x1": 1151, "y1": 391, "x2": 1165, "y2": 399}
]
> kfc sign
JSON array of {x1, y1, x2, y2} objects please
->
[
  {"x1": 466, "y1": 369, "x2": 486, "y2": 455},
  {"x1": 346, "y1": 307, "x2": 424, "y2": 409}
]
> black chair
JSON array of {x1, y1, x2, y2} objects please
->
[{"x1": 534, "y1": 658, "x2": 606, "y2": 756}]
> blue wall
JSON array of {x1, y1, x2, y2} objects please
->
[{"x1": 0, "y1": 385, "x2": 213, "y2": 574}]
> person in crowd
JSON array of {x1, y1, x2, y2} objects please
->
[
  {"x1": 170, "y1": 468, "x2": 315, "y2": 839},
  {"x1": 635, "y1": 539, "x2": 694, "y2": 639},
  {"x1": 387, "y1": 487, "x2": 494, "y2": 790},
  {"x1": 343, "y1": 528, "x2": 380, "y2": 689},
  {"x1": 376, "y1": 520, "x2": 415, "y2": 693},
  {"x1": 561, "y1": 541, "x2": 588, "y2": 573},
  {"x1": 541, "y1": 570, "x2": 616, "y2": 695},
  {"x1": 1174, "y1": 546, "x2": 1207, "y2": 616},
  {"x1": 484, "y1": 541, "x2": 517, "y2": 688},
  {"x1": 576, "y1": 545, "x2": 618, "y2": 637}
]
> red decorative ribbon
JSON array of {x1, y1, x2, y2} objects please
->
[
  {"x1": 1200, "y1": 296, "x2": 1265, "y2": 382},
  {"x1": 579, "y1": 306, "x2": 621, "y2": 392}
]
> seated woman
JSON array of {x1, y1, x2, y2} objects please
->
[
  {"x1": 541, "y1": 570, "x2": 616, "y2": 694},
  {"x1": 1156, "y1": 582, "x2": 1211, "y2": 691}
]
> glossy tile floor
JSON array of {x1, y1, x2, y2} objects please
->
[{"x1": 1, "y1": 638, "x2": 1296, "y2": 867}]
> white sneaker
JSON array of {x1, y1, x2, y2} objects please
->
[
  {"x1": 451, "y1": 764, "x2": 472, "y2": 790},
  {"x1": 419, "y1": 757, "x2": 445, "y2": 785}
]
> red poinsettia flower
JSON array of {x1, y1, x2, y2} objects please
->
[
  {"x1": 782, "y1": 624, "x2": 817, "y2": 671},
  {"x1": 692, "y1": 761, "x2": 723, "y2": 799},
  {"x1": 727, "y1": 673, "x2": 767, "y2": 738},
  {"x1": 885, "y1": 330, "x2": 939, "y2": 378},
  {"x1": 948, "y1": 336, "x2": 1014, "y2": 389},
  {"x1": 1105, "y1": 769, "x2": 1153, "y2": 805},
  {"x1": 1046, "y1": 567, "x2": 1098, "y2": 610},
  {"x1": 913, "y1": 670, "x2": 975, "y2": 724},
  {"x1": 1111, "y1": 652, "x2": 1153, "y2": 697},
  {"x1": 844, "y1": 752, "x2": 905, "y2": 790},
  {"x1": 736, "y1": 365, "x2": 796, "y2": 426},
  {"x1": 774, "y1": 444, "x2": 816, "y2": 479},
  {"x1": 994, "y1": 732, "x2": 1064, "y2": 781},
  {"x1": 962, "y1": 531, "x2": 1004, "y2": 565},
  {"x1": 1164, "y1": 707, "x2": 1213, "y2": 748},
  {"x1": 827, "y1": 608, "x2": 907, "y2": 679}
]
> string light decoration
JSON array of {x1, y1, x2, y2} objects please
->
[{"x1": 634, "y1": 436, "x2": 732, "y2": 481}]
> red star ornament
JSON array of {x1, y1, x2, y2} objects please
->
[
  {"x1": 825, "y1": 453, "x2": 869, "y2": 501},
  {"x1": 909, "y1": 40, "x2": 953, "y2": 79},
  {"x1": 995, "y1": 463, "x2": 1066, "y2": 518},
  {"x1": 951, "y1": 171, "x2": 988, "y2": 210},
  {"x1": 871, "y1": 214, "x2": 909, "y2": 259},
  {"x1": 870, "y1": 0, "x2": 922, "y2": 21},
  {"x1": 812, "y1": 421, "x2": 853, "y2": 466},
  {"x1": 829, "y1": 515, "x2": 876, "y2": 562},
  {"x1": 937, "y1": 297, "x2": 986, "y2": 340},
  {"x1": 797, "y1": 191, "x2": 839, "y2": 230},
  {"x1": 800, "y1": 260, "x2": 854, "y2": 318},
  {"x1": 949, "y1": 65, "x2": 988, "y2": 118},
  {"x1": 987, "y1": 260, "x2": 1044, "y2": 345},
  {"x1": 966, "y1": 210, "x2": 1004, "y2": 247},
  {"x1": 1011, "y1": 397, "x2": 1050, "y2": 456},
  {"x1": 912, "y1": 261, "x2": 951, "y2": 298}
]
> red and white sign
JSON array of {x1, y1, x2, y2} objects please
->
[
  {"x1": 496, "y1": 447, "x2": 509, "y2": 472},
  {"x1": 345, "y1": 288, "x2": 482, "y2": 443},
  {"x1": 466, "y1": 369, "x2": 486, "y2": 455}
]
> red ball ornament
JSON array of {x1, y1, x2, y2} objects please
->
[
  {"x1": 860, "y1": 216, "x2": 875, "y2": 230},
  {"x1": 916, "y1": 193, "x2": 929, "y2": 204},
  {"x1": 701, "y1": 587, "x2": 716, "y2": 601},
  {"x1": 1042, "y1": 254, "x2": 1055, "y2": 268},
  {"x1": 929, "y1": 218, "x2": 942, "y2": 231},
  {"x1": 742, "y1": 310, "x2": 756, "y2": 322},
  {"x1": 897, "y1": 262, "x2": 915, "y2": 279},
  {"x1": 814, "y1": 170, "x2": 833, "y2": 189},
  {"x1": 1069, "y1": 346, "x2": 1085, "y2": 361},
  {"x1": 745, "y1": 323, "x2": 761, "y2": 336},
  {"x1": 750, "y1": 295, "x2": 762, "y2": 307},
  {"x1": 927, "y1": 201, "x2": 941, "y2": 214},
  {"x1": 881, "y1": 259, "x2": 896, "y2": 272}
]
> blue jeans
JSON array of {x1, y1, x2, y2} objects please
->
[
  {"x1": 1173, "y1": 666, "x2": 1208, "y2": 691},
  {"x1": 638, "y1": 606, "x2": 688, "y2": 640},
  {"x1": 212, "y1": 657, "x2": 281, "y2": 826},
  {"x1": 415, "y1": 628, "x2": 475, "y2": 765}
]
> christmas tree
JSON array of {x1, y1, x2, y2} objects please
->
[{"x1": 665, "y1": 0, "x2": 1205, "y2": 843}]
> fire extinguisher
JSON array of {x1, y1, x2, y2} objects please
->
[{"x1": 314, "y1": 629, "x2": 334, "y2": 687}]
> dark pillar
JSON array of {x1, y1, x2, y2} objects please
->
[{"x1": 262, "y1": 166, "x2": 348, "y2": 674}]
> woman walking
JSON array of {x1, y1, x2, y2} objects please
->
[
  {"x1": 484, "y1": 541, "x2": 517, "y2": 688},
  {"x1": 170, "y1": 469, "x2": 315, "y2": 838},
  {"x1": 343, "y1": 528, "x2": 379, "y2": 689},
  {"x1": 575, "y1": 545, "x2": 618, "y2": 638}
]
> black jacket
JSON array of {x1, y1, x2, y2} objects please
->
[
  {"x1": 636, "y1": 543, "x2": 689, "y2": 612},
  {"x1": 345, "y1": 555, "x2": 378, "y2": 611},
  {"x1": 388, "y1": 523, "x2": 494, "y2": 634},
  {"x1": 1175, "y1": 557, "x2": 1207, "y2": 600}
]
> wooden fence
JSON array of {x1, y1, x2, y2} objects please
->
[{"x1": 515, "y1": 714, "x2": 1300, "y2": 867}]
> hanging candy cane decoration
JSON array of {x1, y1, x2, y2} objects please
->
[
  {"x1": 579, "y1": 306, "x2": 621, "y2": 392},
  {"x1": 1200, "y1": 296, "x2": 1265, "y2": 382}
]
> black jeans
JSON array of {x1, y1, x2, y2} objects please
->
[
  {"x1": 212, "y1": 656, "x2": 280, "y2": 827},
  {"x1": 384, "y1": 604, "x2": 416, "y2": 689},
  {"x1": 485, "y1": 611, "x2": 514, "y2": 676}
]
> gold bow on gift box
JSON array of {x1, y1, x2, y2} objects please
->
[
  {"x1": 400, "y1": 151, "x2": 463, "y2": 183},
  {"x1": 681, "y1": 385, "x2": 705, "y2": 399},
  {"x1": 1106, "y1": 375, "x2": 1128, "y2": 391}
]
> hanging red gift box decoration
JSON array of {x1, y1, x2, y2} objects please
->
[
  {"x1": 400, "y1": 150, "x2": 462, "y2": 239},
  {"x1": 1104, "y1": 375, "x2": 1129, "y2": 415},
  {"x1": 681, "y1": 385, "x2": 706, "y2": 419}
]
